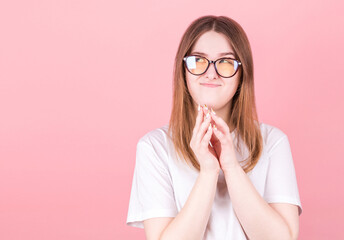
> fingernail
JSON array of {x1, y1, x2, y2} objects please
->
[
  {"x1": 203, "y1": 104, "x2": 208, "y2": 110},
  {"x1": 211, "y1": 108, "x2": 216, "y2": 115},
  {"x1": 205, "y1": 112, "x2": 210, "y2": 119},
  {"x1": 208, "y1": 124, "x2": 212, "y2": 131},
  {"x1": 198, "y1": 104, "x2": 201, "y2": 112},
  {"x1": 213, "y1": 124, "x2": 217, "y2": 130}
]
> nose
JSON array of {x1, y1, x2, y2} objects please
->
[{"x1": 205, "y1": 61, "x2": 218, "y2": 79}]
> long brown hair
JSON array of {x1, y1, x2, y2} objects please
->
[{"x1": 168, "y1": 15, "x2": 263, "y2": 173}]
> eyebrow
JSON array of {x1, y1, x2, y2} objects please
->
[{"x1": 190, "y1": 51, "x2": 235, "y2": 57}]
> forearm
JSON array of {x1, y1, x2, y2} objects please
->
[
  {"x1": 160, "y1": 170, "x2": 219, "y2": 240},
  {"x1": 224, "y1": 164, "x2": 291, "y2": 240}
]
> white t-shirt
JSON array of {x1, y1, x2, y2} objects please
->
[{"x1": 126, "y1": 122, "x2": 302, "y2": 239}]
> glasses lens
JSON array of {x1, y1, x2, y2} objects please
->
[
  {"x1": 185, "y1": 56, "x2": 208, "y2": 75},
  {"x1": 216, "y1": 58, "x2": 239, "y2": 77}
]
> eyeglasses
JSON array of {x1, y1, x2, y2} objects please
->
[{"x1": 183, "y1": 55, "x2": 242, "y2": 78}]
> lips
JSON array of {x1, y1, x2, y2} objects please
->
[{"x1": 200, "y1": 83, "x2": 221, "y2": 88}]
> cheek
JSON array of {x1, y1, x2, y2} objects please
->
[
  {"x1": 186, "y1": 76, "x2": 203, "y2": 100},
  {"x1": 210, "y1": 78, "x2": 238, "y2": 100},
  {"x1": 222, "y1": 80, "x2": 240, "y2": 98},
  {"x1": 186, "y1": 75, "x2": 198, "y2": 93}
]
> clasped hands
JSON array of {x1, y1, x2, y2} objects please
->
[{"x1": 190, "y1": 104, "x2": 239, "y2": 173}]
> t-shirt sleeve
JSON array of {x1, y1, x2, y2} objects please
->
[
  {"x1": 263, "y1": 135, "x2": 303, "y2": 216},
  {"x1": 126, "y1": 137, "x2": 178, "y2": 228}
]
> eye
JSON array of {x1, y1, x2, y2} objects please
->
[
  {"x1": 219, "y1": 59, "x2": 234, "y2": 65},
  {"x1": 196, "y1": 57, "x2": 206, "y2": 62}
]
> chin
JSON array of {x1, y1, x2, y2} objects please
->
[
  {"x1": 197, "y1": 96, "x2": 225, "y2": 109},
  {"x1": 201, "y1": 101, "x2": 218, "y2": 109},
  {"x1": 202, "y1": 100, "x2": 229, "y2": 111}
]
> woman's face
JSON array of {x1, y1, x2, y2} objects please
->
[{"x1": 185, "y1": 30, "x2": 241, "y2": 111}]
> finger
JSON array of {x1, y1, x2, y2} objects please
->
[
  {"x1": 201, "y1": 123, "x2": 213, "y2": 148},
  {"x1": 208, "y1": 143, "x2": 219, "y2": 158},
  {"x1": 210, "y1": 108, "x2": 230, "y2": 135},
  {"x1": 202, "y1": 104, "x2": 209, "y2": 115},
  {"x1": 202, "y1": 104, "x2": 213, "y2": 125},
  {"x1": 192, "y1": 104, "x2": 204, "y2": 136},
  {"x1": 195, "y1": 112, "x2": 212, "y2": 144},
  {"x1": 210, "y1": 124, "x2": 220, "y2": 143},
  {"x1": 213, "y1": 125, "x2": 229, "y2": 145}
]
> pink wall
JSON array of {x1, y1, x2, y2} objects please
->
[{"x1": 0, "y1": 0, "x2": 343, "y2": 239}]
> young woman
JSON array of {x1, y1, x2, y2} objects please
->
[{"x1": 126, "y1": 15, "x2": 302, "y2": 240}]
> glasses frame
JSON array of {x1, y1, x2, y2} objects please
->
[{"x1": 183, "y1": 54, "x2": 242, "y2": 78}]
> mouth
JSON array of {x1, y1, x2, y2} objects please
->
[{"x1": 200, "y1": 83, "x2": 221, "y2": 88}]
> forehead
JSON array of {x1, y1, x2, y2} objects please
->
[{"x1": 191, "y1": 31, "x2": 234, "y2": 57}]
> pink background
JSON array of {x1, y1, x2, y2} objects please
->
[{"x1": 0, "y1": 0, "x2": 343, "y2": 239}]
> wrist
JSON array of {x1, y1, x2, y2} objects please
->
[
  {"x1": 222, "y1": 162, "x2": 241, "y2": 175},
  {"x1": 200, "y1": 168, "x2": 220, "y2": 176}
]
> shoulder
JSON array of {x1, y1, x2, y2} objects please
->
[
  {"x1": 137, "y1": 124, "x2": 170, "y2": 147},
  {"x1": 135, "y1": 124, "x2": 171, "y2": 163},
  {"x1": 258, "y1": 122, "x2": 289, "y2": 155}
]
